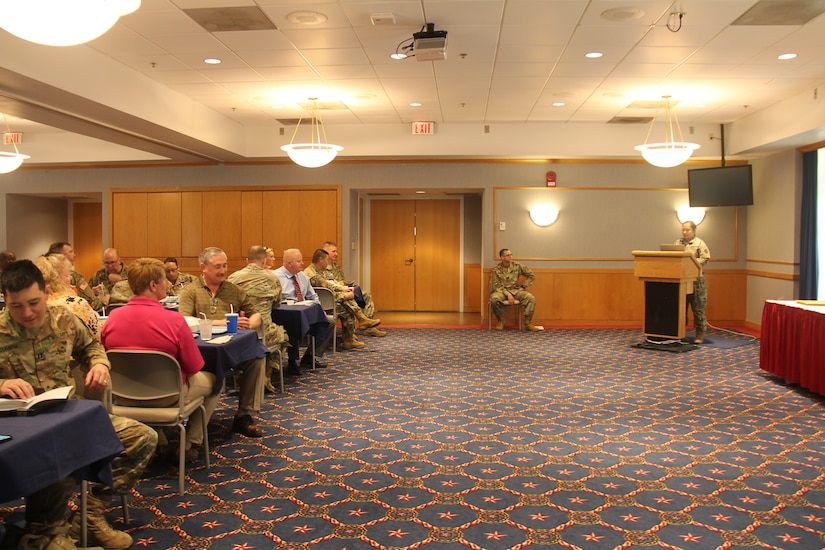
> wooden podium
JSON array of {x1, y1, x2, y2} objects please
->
[{"x1": 632, "y1": 250, "x2": 702, "y2": 339}]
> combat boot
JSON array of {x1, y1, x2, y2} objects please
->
[
  {"x1": 343, "y1": 334, "x2": 366, "y2": 349},
  {"x1": 263, "y1": 364, "x2": 276, "y2": 393},
  {"x1": 524, "y1": 318, "x2": 544, "y2": 332},
  {"x1": 69, "y1": 492, "x2": 132, "y2": 550},
  {"x1": 694, "y1": 329, "x2": 704, "y2": 344},
  {"x1": 363, "y1": 327, "x2": 387, "y2": 337},
  {"x1": 355, "y1": 311, "x2": 381, "y2": 329},
  {"x1": 495, "y1": 318, "x2": 504, "y2": 331}
]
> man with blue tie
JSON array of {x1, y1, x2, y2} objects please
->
[{"x1": 273, "y1": 248, "x2": 335, "y2": 375}]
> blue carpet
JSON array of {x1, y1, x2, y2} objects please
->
[{"x1": 4, "y1": 327, "x2": 825, "y2": 550}]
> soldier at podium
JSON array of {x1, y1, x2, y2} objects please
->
[{"x1": 677, "y1": 221, "x2": 711, "y2": 343}]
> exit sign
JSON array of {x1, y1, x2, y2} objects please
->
[
  {"x1": 412, "y1": 121, "x2": 435, "y2": 135},
  {"x1": 3, "y1": 132, "x2": 22, "y2": 145}
]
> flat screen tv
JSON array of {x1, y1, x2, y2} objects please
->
[{"x1": 688, "y1": 165, "x2": 753, "y2": 207}]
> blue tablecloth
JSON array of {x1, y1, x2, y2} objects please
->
[
  {"x1": 272, "y1": 302, "x2": 328, "y2": 342},
  {"x1": 0, "y1": 400, "x2": 123, "y2": 503},
  {"x1": 197, "y1": 329, "x2": 269, "y2": 394}
]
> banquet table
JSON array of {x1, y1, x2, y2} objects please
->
[
  {"x1": 760, "y1": 299, "x2": 825, "y2": 395},
  {"x1": 0, "y1": 399, "x2": 123, "y2": 503},
  {"x1": 272, "y1": 302, "x2": 328, "y2": 343},
  {"x1": 196, "y1": 329, "x2": 269, "y2": 394}
]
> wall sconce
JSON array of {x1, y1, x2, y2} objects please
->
[
  {"x1": 529, "y1": 204, "x2": 559, "y2": 227},
  {"x1": 677, "y1": 206, "x2": 705, "y2": 225}
]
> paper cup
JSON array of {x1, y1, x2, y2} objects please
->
[
  {"x1": 199, "y1": 318, "x2": 213, "y2": 340},
  {"x1": 225, "y1": 313, "x2": 239, "y2": 333},
  {"x1": 286, "y1": 299, "x2": 295, "y2": 306}
]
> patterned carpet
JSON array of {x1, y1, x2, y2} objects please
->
[{"x1": 5, "y1": 327, "x2": 825, "y2": 549}]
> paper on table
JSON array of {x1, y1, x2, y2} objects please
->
[{"x1": 206, "y1": 335, "x2": 234, "y2": 345}]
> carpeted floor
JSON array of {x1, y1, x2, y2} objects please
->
[{"x1": 4, "y1": 327, "x2": 825, "y2": 549}]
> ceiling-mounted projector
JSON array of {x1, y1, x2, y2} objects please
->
[{"x1": 412, "y1": 23, "x2": 447, "y2": 61}]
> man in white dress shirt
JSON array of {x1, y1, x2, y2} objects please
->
[{"x1": 273, "y1": 248, "x2": 335, "y2": 375}]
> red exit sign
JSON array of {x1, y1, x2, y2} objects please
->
[
  {"x1": 3, "y1": 132, "x2": 22, "y2": 145},
  {"x1": 412, "y1": 121, "x2": 435, "y2": 135}
]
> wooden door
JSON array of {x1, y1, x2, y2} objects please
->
[
  {"x1": 369, "y1": 199, "x2": 461, "y2": 311},
  {"x1": 72, "y1": 202, "x2": 102, "y2": 280},
  {"x1": 370, "y1": 200, "x2": 416, "y2": 310}
]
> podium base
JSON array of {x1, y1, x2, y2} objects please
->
[{"x1": 632, "y1": 338, "x2": 696, "y2": 353}]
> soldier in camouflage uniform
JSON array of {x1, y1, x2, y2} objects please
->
[
  {"x1": 490, "y1": 249, "x2": 543, "y2": 332},
  {"x1": 677, "y1": 221, "x2": 711, "y2": 344},
  {"x1": 163, "y1": 257, "x2": 197, "y2": 296},
  {"x1": 227, "y1": 246, "x2": 289, "y2": 392},
  {"x1": 0, "y1": 260, "x2": 157, "y2": 550},
  {"x1": 88, "y1": 249, "x2": 129, "y2": 311},
  {"x1": 321, "y1": 241, "x2": 386, "y2": 337},
  {"x1": 304, "y1": 249, "x2": 381, "y2": 350}
]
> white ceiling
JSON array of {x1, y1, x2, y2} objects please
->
[{"x1": 2, "y1": 0, "x2": 825, "y2": 165}]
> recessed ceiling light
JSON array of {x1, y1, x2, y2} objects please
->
[
  {"x1": 204, "y1": 58, "x2": 221, "y2": 65},
  {"x1": 416, "y1": 190, "x2": 426, "y2": 194},
  {"x1": 552, "y1": 102, "x2": 565, "y2": 107},
  {"x1": 601, "y1": 7, "x2": 645, "y2": 21},
  {"x1": 777, "y1": 53, "x2": 797, "y2": 60},
  {"x1": 410, "y1": 102, "x2": 422, "y2": 107},
  {"x1": 271, "y1": 105, "x2": 283, "y2": 109},
  {"x1": 585, "y1": 52, "x2": 603, "y2": 59},
  {"x1": 390, "y1": 52, "x2": 408, "y2": 60}
]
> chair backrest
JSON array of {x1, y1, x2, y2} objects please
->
[
  {"x1": 107, "y1": 350, "x2": 183, "y2": 402},
  {"x1": 313, "y1": 286, "x2": 336, "y2": 315}
]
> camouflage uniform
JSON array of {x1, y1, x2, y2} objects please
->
[
  {"x1": 178, "y1": 278, "x2": 266, "y2": 413},
  {"x1": 0, "y1": 305, "x2": 157, "y2": 547},
  {"x1": 323, "y1": 261, "x2": 376, "y2": 319},
  {"x1": 71, "y1": 269, "x2": 103, "y2": 312},
  {"x1": 490, "y1": 260, "x2": 537, "y2": 322},
  {"x1": 227, "y1": 264, "x2": 288, "y2": 391},
  {"x1": 167, "y1": 271, "x2": 197, "y2": 296},
  {"x1": 677, "y1": 236, "x2": 711, "y2": 335},
  {"x1": 88, "y1": 263, "x2": 129, "y2": 294},
  {"x1": 108, "y1": 279, "x2": 134, "y2": 306},
  {"x1": 305, "y1": 264, "x2": 358, "y2": 341}
]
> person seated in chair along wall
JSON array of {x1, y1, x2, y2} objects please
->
[{"x1": 490, "y1": 248, "x2": 543, "y2": 332}]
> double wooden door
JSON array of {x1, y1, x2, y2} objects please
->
[{"x1": 369, "y1": 199, "x2": 460, "y2": 311}]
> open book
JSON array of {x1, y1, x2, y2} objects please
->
[{"x1": 0, "y1": 385, "x2": 73, "y2": 414}]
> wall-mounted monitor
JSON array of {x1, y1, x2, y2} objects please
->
[{"x1": 688, "y1": 165, "x2": 753, "y2": 207}]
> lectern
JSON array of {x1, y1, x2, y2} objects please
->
[{"x1": 632, "y1": 250, "x2": 702, "y2": 339}]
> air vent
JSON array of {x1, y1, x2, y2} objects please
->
[
  {"x1": 608, "y1": 116, "x2": 654, "y2": 124},
  {"x1": 183, "y1": 6, "x2": 276, "y2": 32},
  {"x1": 732, "y1": 0, "x2": 825, "y2": 25}
]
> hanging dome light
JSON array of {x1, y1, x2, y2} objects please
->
[
  {"x1": 0, "y1": 0, "x2": 141, "y2": 47},
  {"x1": 281, "y1": 98, "x2": 343, "y2": 168},
  {"x1": 634, "y1": 95, "x2": 700, "y2": 168},
  {"x1": 0, "y1": 114, "x2": 30, "y2": 174}
]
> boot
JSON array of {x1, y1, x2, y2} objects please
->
[
  {"x1": 263, "y1": 364, "x2": 276, "y2": 393},
  {"x1": 11, "y1": 521, "x2": 104, "y2": 550},
  {"x1": 355, "y1": 311, "x2": 381, "y2": 329},
  {"x1": 524, "y1": 318, "x2": 544, "y2": 332},
  {"x1": 69, "y1": 491, "x2": 132, "y2": 550},
  {"x1": 343, "y1": 334, "x2": 366, "y2": 349},
  {"x1": 495, "y1": 318, "x2": 504, "y2": 331},
  {"x1": 694, "y1": 329, "x2": 704, "y2": 344},
  {"x1": 363, "y1": 327, "x2": 387, "y2": 337}
]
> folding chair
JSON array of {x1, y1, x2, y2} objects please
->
[{"x1": 313, "y1": 286, "x2": 338, "y2": 352}]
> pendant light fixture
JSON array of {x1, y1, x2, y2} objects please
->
[
  {"x1": 281, "y1": 98, "x2": 343, "y2": 168},
  {"x1": 0, "y1": 114, "x2": 30, "y2": 174},
  {"x1": 634, "y1": 95, "x2": 699, "y2": 168},
  {"x1": 0, "y1": 0, "x2": 140, "y2": 47}
]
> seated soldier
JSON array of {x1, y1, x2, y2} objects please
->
[
  {"x1": 304, "y1": 248, "x2": 381, "y2": 350},
  {"x1": 227, "y1": 245, "x2": 289, "y2": 392}
]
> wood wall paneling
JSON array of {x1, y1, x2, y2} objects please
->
[
  {"x1": 241, "y1": 191, "x2": 263, "y2": 253},
  {"x1": 147, "y1": 192, "x2": 182, "y2": 259},
  {"x1": 201, "y1": 191, "x2": 242, "y2": 258},
  {"x1": 298, "y1": 189, "x2": 339, "y2": 256},
  {"x1": 262, "y1": 191, "x2": 300, "y2": 257},
  {"x1": 112, "y1": 192, "x2": 148, "y2": 258},
  {"x1": 181, "y1": 192, "x2": 203, "y2": 258},
  {"x1": 464, "y1": 263, "x2": 481, "y2": 312}
]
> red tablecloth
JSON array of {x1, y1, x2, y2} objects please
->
[{"x1": 761, "y1": 300, "x2": 825, "y2": 394}]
